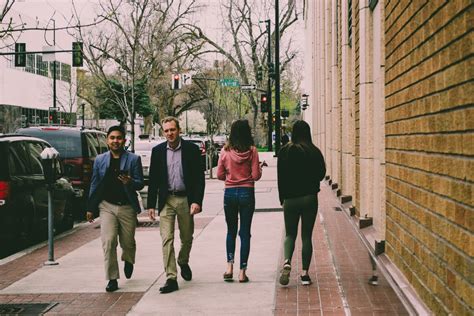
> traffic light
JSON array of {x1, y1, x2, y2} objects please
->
[
  {"x1": 48, "y1": 107, "x2": 58, "y2": 124},
  {"x1": 15, "y1": 43, "x2": 26, "y2": 67},
  {"x1": 72, "y1": 42, "x2": 83, "y2": 67},
  {"x1": 268, "y1": 63, "x2": 275, "y2": 79},
  {"x1": 260, "y1": 93, "x2": 268, "y2": 113},
  {"x1": 256, "y1": 66, "x2": 263, "y2": 81},
  {"x1": 172, "y1": 74, "x2": 182, "y2": 90}
]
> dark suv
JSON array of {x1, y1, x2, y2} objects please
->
[
  {"x1": 0, "y1": 134, "x2": 75, "y2": 258},
  {"x1": 16, "y1": 126, "x2": 108, "y2": 220}
]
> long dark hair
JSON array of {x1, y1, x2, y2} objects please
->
[
  {"x1": 282, "y1": 120, "x2": 319, "y2": 156},
  {"x1": 225, "y1": 119, "x2": 254, "y2": 152}
]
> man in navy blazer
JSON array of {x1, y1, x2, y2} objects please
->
[
  {"x1": 147, "y1": 116, "x2": 205, "y2": 293},
  {"x1": 86, "y1": 125, "x2": 144, "y2": 292}
]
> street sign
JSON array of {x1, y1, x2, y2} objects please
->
[
  {"x1": 42, "y1": 46, "x2": 56, "y2": 62},
  {"x1": 220, "y1": 78, "x2": 239, "y2": 87},
  {"x1": 182, "y1": 73, "x2": 192, "y2": 85},
  {"x1": 241, "y1": 84, "x2": 256, "y2": 91}
]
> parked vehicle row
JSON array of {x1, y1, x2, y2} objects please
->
[
  {"x1": 0, "y1": 134, "x2": 76, "y2": 258},
  {"x1": 0, "y1": 126, "x2": 228, "y2": 259},
  {"x1": 17, "y1": 126, "x2": 108, "y2": 220}
]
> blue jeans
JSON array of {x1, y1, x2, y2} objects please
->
[{"x1": 223, "y1": 187, "x2": 255, "y2": 270}]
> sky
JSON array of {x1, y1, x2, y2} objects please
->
[{"x1": 5, "y1": 0, "x2": 303, "y2": 68}]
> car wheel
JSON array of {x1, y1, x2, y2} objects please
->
[
  {"x1": 18, "y1": 208, "x2": 36, "y2": 246},
  {"x1": 60, "y1": 199, "x2": 75, "y2": 232}
]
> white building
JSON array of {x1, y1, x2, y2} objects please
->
[{"x1": 0, "y1": 7, "x2": 78, "y2": 132}]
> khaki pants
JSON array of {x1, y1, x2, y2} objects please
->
[
  {"x1": 99, "y1": 201, "x2": 137, "y2": 280},
  {"x1": 160, "y1": 195, "x2": 194, "y2": 280}
]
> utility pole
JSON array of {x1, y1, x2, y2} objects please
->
[
  {"x1": 52, "y1": 19, "x2": 57, "y2": 118},
  {"x1": 81, "y1": 103, "x2": 85, "y2": 128},
  {"x1": 265, "y1": 19, "x2": 273, "y2": 152},
  {"x1": 274, "y1": 0, "x2": 281, "y2": 155}
]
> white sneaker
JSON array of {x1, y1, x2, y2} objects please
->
[
  {"x1": 300, "y1": 274, "x2": 312, "y2": 285},
  {"x1": 279, "y1": 263, "x2": 291, "y2": 286}
]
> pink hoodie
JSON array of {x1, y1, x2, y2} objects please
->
[{"x1": 217, "y1": 146, "x2": 262, "y2": 187}]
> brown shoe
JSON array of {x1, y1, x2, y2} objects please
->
[{"x1": 223, "y1": 272, "x2": 233, "y2": 282}]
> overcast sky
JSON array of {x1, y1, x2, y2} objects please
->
[{"x1": 7, "y1": 0, "x2": 303, "y2": 67}]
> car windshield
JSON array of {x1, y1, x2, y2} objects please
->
[{"x1": 17, "y1": 130, "x2": 82, "y2": 158}]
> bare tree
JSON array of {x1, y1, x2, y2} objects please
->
[
  {"x1": 0, "y1": 0, "x2": 18, "y2": 41},
  {"x1": 73, "y1": 0, "x2": 201, "y2": 150},
  {"x1": 187, "y1": 0, "x2": 299, "y2": 134}
]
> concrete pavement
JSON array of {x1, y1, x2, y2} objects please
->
[{"x1": 0, "y1": 152, "x2": 409, "y2": 315}]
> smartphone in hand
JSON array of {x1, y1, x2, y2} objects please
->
[{"x1": 119, "y1": 170, "x2": 129, "y2": 176}]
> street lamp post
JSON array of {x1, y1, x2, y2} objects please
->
[
  {"x1": 265, "y1": 20, "x2": 273, "y2": 152},
  {"x1": 52, "y1": 19, "x2": 57, "y2": 123},
  {"x1": 81, "y1": 103, "x2": 85, "y2": 128},
  {"x1": 274, "y1": 0, "x2": 281, "y2": 155}
]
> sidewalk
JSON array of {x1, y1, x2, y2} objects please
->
[{"x1": 0, "y1": 152, "x2": 409, "y2": 315}]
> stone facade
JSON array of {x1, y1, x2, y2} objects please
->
[{"x1": 303, "y1": 0, "x2": 473, "y2": 314}]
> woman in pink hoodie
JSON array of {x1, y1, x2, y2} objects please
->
[{"x1": 217, "y1": 120, "x2": 262, "y2": 283}]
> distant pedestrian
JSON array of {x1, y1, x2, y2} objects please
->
[
  {"x1": 86, "y1": 125, "x2": 144, "y2": 292},
  {"x1": 217, "y1": 119, "x2": 263, "y2": 283},
  {"x1": 277, "y1": 120, "x2": 325, "y2": 286},
  {"x1": 147, "y1": 116, "x2": 205, "y2": 294}
]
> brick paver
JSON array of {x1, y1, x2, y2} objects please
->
[
  {"x1": 274, "y1": 184, "x2": 409, "y2": 315},
  {"x1": 0, "y1": 215, "x2": 214, "y2": 315},
  {"x1": 0, "y1": 223, "x2": 101, "y2": 291}
]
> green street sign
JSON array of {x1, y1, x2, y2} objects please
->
[{"x1": 220, "y1": 78, "x2": 240, "y2": 87}]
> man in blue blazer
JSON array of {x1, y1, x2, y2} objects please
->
[
  {"x1": 86, "y1": 125, "x2": 144, "y2": 292},
  {"x1": 147, "y1": 116, "x2": 205, "y2": 294}
]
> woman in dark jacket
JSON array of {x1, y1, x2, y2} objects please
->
[{"x1": 277, "y1": 120, "x2": 326, "y2": 286}]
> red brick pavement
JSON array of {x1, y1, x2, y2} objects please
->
[
  {"x1": 0, "y1": 216, "x2": 214, "y2": 315},
  {"x1": 274, "y1": 185, "x2": 409, "y2": 315}
]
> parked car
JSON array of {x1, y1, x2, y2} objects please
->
[
  {"x1": 16, "y1": 126, "x2": 108, "y2": 220},
  {"x1": 134, "y1": 138, "x2": 166, "y2": 185},
  {"x1": 213, "y1": 135, "x2": 228, "y2": 151},
  {"x1": 182, "y1": 137, "x2": 218, "y2": 170},
  {"x1": 0, "y1": 134, "x2": 75, "y2": 258}
]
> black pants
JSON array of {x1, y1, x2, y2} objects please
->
[{"x1": 283, "y1": 194, "x2": 318, "y2": 270}]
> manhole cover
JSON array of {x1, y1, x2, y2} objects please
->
[{"x1": 0, "y1": 303, "x2": 57, "y2": 315}]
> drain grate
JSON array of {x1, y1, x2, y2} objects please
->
[
  {"x1": 0, "y1": 303, "x2": 58, "y2": 315},
  {"x1": 334, "y1": 207, "x2": 343, "y2": 212},
  {"x1": 255, "y1": 208, "x2": 283, "y2": 212},
  {"x1": 137, "y1": 221, "x2": 160, "y2": 228}
]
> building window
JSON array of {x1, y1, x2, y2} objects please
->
[
  {"x1": 49, "y1": 61, "x2": 60, "y2": 78},
  {"x1": 348, "y1": 0, "x2": 352, "y2": 46},
  {"x1": 35, "y1": 55, "x2": 49, "y2": 77},
  {"x1": 25, "y1": 54, "x2": 35, "y2": 74},
  {"x1": 61, "y1": 63, "x2": 71, "y2": 83}
]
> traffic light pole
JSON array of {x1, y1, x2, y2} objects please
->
[
  {"x1": 274, "y1": 0, "x2": 281, "y2": 156},
  {"x1": 52, "y1": 20, "x2": 57, "y2": 119},
  {"x1": 266, "y1": 20, "x2": 273, "y2": 152}
]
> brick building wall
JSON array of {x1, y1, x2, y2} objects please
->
[{"x1": 384, "y1": 1, "x2": 473, "y2": 314}]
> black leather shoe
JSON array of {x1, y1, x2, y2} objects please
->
[
  {"x1": 106, "y1": 279, "x2": 118, "y2": 292},
  {"x1": 179, "y1": 263, "x2": 192, "y2": 281},
  {"x1": 159, "y1": 278, "x2": 179, "y2": 294},
  {"x1": 124, "y1": 261, "x2": 134, "y2": 279}
]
